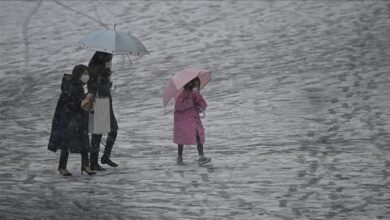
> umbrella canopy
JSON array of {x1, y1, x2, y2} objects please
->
[
  {"x1": 163, "y1": 68, "x2": 211, "y2": 114},
  {"x1": 78, "y1": 27, "x2": 149, "y2": 55}
]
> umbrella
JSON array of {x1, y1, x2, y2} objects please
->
[
  {"x1": 163, "y1": 68, "x2": 211, "y2": 114},
  {"x1": 78, "y1": 25, "x2": 149, "y2": 55}
]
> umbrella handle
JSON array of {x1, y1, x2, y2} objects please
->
[{"x1": 196, "y1": 106, "x2": 206, "y2": 119}]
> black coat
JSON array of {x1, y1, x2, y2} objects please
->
[
  {"x1": 48, "y1": 74, "x2": 90, "y2": 153},
  {"x1": 88, "y1": 61, "x2": 118, "y2": 131}
]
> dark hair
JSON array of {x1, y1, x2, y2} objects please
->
[
  {"x1": 89, "y1": 51, "x2": 113, "y2": 66},
  {"x1": 72, "y1": 64, "x2": 89, "y2": 81},
  {"x1": 184, "y1": 77, "x2": 200, "y2": 91}
]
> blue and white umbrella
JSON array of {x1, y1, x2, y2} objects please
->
[{"x1": 78, "y1": 25, "x2": 149, "y2": 56}]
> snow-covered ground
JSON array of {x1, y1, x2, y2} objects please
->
[{"x1": 1, "y1": 1, "x2": 389, "y2": 219}]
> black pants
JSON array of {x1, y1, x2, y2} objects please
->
[
  {"x1": 58, "y1": 149, "x2": 89, "y2": 170},
  {"x1": 90, "y1": 130, "x2": 117, "y2": 165},
  {"x1": 178, "y1": 133, "x2": 203, "y2": 156}
]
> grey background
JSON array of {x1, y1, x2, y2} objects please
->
[{"x1": 0, "y1": 1, "x2": 389, "y2": 219}]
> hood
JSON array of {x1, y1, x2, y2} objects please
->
[
  {"x1": 61, "y1": 74, "x2": 83, "y2": 93},
  {"x1": 61, "y1": 74, "x2": 73, "y2": 93}
]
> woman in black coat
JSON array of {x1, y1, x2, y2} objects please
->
[
  {"x1": 48, "y1": 64, "x2": 96, "y2": 176},
  {"x1": 83, "y1": 52, "x2": 119, "y2": 171}
]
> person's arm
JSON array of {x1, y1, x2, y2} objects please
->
[
  {"x1": 64, "y1": 85, "x2": 83, "y2": 111},
  {"x1": 175, "y1": 92, "x2": 194, "y2": 112},
  {"x1": 193, "y1": 91, "x2": 207, "y2": 111}
]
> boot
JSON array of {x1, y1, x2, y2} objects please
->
[
  {"x1": 81, "y1": 151, "x2": 96, "y2": 175},
  {"x1": 90, "y1": 152, "x2": 105, "y2": 171},
  {"x1": 101, "y1": 131, "x2": 118, "y2": 167},
  {"x1": 90, "y1": 136, "x2": 105, "y2": 171},
  {"x1": 198, "y1": 156, "x2": 211, "y2": 165},
  {"x1": 81, "y1": 166, "x2": 96, "y2": 175},
  {"x1": 100, "y1": 143, "x2": 118, "y2": 167},
  {"x1": 58, "y1": 168, "x2": 72, "y2": 176},
  {"x1": 177, "y1": 155, "x2": 186, "y2": 165},
  {"x1": 101, "y1": 157, "x2": 118, "y2": 167},
  {"x1": 90, "y1": 162, "x2": 106, "y2": 171}
]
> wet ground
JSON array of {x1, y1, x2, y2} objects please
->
[{"x1": 0, "y1": 1, "x2": 389, "y2": 219}]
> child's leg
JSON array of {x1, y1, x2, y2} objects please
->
[
  {"x1": 196, "y1": 135, "x2": 204, "y2": 157},
  {"x1": 177, "y1": 144, "x2": 185, "y2": 165},
  {"x1": 178, "y1": 144, "x2": 184, "y2": 156},
  {"x1": 196, "y1": 132, "x2": 211, "y2": 165}
]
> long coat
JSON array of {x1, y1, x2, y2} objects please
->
[
  {"x1": 173, "y1": 90, "x2": 207, "y2": 145},
  {"x1": 87, "y1": 61, "x2": 118, "y2": 131},
  {"x1": 48, "y1": 74, "x2": 90, "y2": 153}
]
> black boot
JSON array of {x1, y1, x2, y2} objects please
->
[
  {"x1": 176, "y1": 144, "x2": 186, "y2": 165},
  {"x1": 101, "y1": 131, "x2": 118, "y2": 167},
  {"x1": 90, "y1": 150, "x2": 105, "y2": 171},
  {"x1": 101, "y1": 158, "x2": 118, "y2": 167},
  {"x1": 197, "y1": 143, "x2": 211, "y2": 165},
  {"x1": 90, "y1": 163, "x2": 105, "y2": 171},
  {"x1": 90, "y1": 134, "x2": 105, "y2": 171}
]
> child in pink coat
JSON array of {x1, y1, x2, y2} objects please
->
[{"x1": 174, "y1": 77, "x2": 211, "y2": 165}]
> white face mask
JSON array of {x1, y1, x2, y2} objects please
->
[{"x1": 80, "y1": 74, "x2": 89, "y2": 83}]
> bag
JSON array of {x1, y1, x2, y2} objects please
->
[{"x1": 89, "y1": 96, "x2": 111, "y2": 134}]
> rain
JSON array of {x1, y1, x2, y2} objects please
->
[{"x1": 0, "y1": 1, "x2": 389, "y2": 219}]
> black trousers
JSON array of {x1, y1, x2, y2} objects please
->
[
  {"x1": 90, "y1": 130, "x2": 117, "y2": 165},
  {"x1": 58, "y1": 149, "x2": 89, "y2": 170}
]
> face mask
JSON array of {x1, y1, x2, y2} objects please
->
[{"x1": 80, "y1": 74, "x2": 89, "y2": 83}]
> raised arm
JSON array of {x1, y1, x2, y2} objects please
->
[
  {"x1": 63, "y1": 83, "x2": 85, "y2": 111},
  {"x1": 175, "y1": 91, "x2": 194, "y2": 112},
  {"x1": 192, "y1": 91, "x2": 207, "y2": 111}
]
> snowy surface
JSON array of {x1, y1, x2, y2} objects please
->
[{"x1": 0, "y1": 1, "x2": 390, "y2": 219}]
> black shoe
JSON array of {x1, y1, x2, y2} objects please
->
[
  {"x1": 198, "y1": 156, "x2": 211, "y2": 165},
  {"x1": 176, "y1": 156, "x2": 186, "y2": 166},
  {"x1": 81, "y1": 166, "x2": 96, "y2": 175},
  {"x1": 90, "y1": 163, "x2": 106, "y2": 171},
  {"x1": 58, "y1": 168, "x2": 72, "y2": 176},
  {"x1": 101, "y1": 158, "x2": 118, "y2": 167}
]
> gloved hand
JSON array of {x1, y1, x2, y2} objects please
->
[
  {"x1": 195, "y1": 105, "x2": 203, "y2": 113},
  {"x1": 81, "y1": 93, "x2": 95, "y2": 111},
  {"x1": 81, "y1": 99, "x2": 92, "y2": 111}
]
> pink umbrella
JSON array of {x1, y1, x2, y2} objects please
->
[{"x1": 163, "y1": 68, "x2": 211, "y2": 114}]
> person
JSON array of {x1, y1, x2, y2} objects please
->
[
  {"x1": 174, "y1": 77, "x2": 211, "y2": 165},
  {"x1": 83, "y1": 51, "x2": 118, "y2": 171},
  {"x1": 48, "y1": 64, "x2": 96, "y2": 176}
]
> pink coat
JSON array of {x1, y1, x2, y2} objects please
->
[{"x1": 173, "y1": 90, "x2": 207, "y2": 145}]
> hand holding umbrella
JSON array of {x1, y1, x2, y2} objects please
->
[{"x1": 163, "y1": 68, "x2": 211, "y2": 114}]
